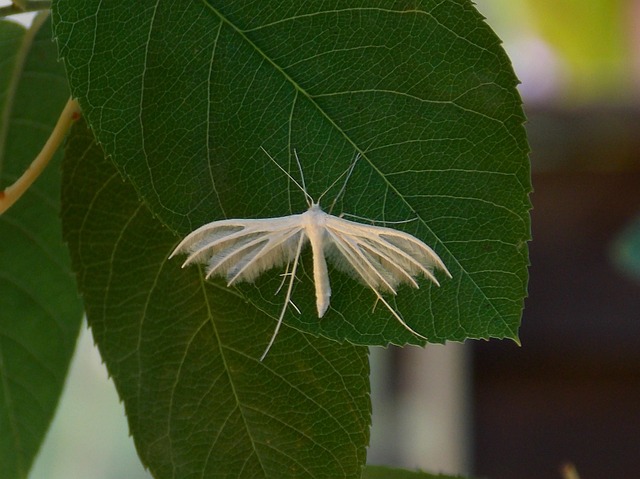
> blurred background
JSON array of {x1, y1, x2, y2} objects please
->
[
  {"x1": 376, "y1": 0, "x2": 640, "y2": 477},
  {"x1": 3, "y1": 0, "x2": 638, "y2": 477},
  {"x1": 470, "y1": 1, "x2": 640, "y2": 477}
]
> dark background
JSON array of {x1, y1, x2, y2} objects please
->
[{"x1": 474, "y1": 106, "x2": 640, "y2": 479}]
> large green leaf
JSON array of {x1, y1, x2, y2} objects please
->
[
  {"x1": 52, "y1": 1, "x2": 531, "y2": 347},
  {"x1": 0, "y1": 14, "x2": 82, "y2": 479},
  {"x1": 61, "y1": 118, "x2": 371, "y2": 478}
]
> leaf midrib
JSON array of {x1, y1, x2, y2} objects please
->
[{"x1": 198, "y1": 3, "x2": 519, "y2": 336}]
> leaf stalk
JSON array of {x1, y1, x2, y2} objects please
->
[{"x1": 0, "y1": 97, "x2": 80, "y2": 214}]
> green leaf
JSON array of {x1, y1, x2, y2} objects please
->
[
  {"x1": 363, "y1": 466, "x2": 471, "y2": 479},
  {"x1": 61, "y1": 118, "x2": 371, "y2": 478},
  {"x1": 0, "y1": 14, "x2": 82, "y2": 479},
  {"x1": 612, "y1": 214, "x2": 640, "y2": 281},
  {"x1": 53, "y1": 1, "x2": 531, "y2": 347}
]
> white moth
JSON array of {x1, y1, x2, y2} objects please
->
[{"x1": 170, "y1": 148, "x2": 451, "y2": 360}]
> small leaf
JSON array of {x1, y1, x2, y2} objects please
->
[
  {"x1": 53, "y1": 1, "x2": 531, "y2": 347},
  {"x1": 61, "y1": 119, "x2": 371, "y2": 478},
  {"x1": 611, "y1": 213, "x2": 640, "y2": 281},
  {"x1": 0, "y1": 14, "x2": 82, "y2": 479}
]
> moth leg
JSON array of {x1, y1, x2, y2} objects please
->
[
  {"x1": 288, "y1": 300, "x2": 301, "y2": 315},
  {"x1": 260, "y1": 234, "x2": 305, "y2": 361},
  {"x1": 374, "y1": 290, "x2": 428, "y2": 341},
  {"x1": 274, "y1": 261, "x2": 292, "y2": 296},
  {"x1": 371, "y1": 296, "x2": 380, "y2": 314}
]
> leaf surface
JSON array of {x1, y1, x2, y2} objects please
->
[
  {"x1": 0, "y1": 15, "x2": 82, "y2": 479},
  {"x1": 61, "y1": 119, "x2": 371, "y2": 478},
  {"x1": 53, "y1": 1, "x2": 530, "y2": 347},
  {"x1": 53, "y1": 1, "x2": 530, "y2": 346}
]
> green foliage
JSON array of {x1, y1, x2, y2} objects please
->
[
  {"x1": 62, "y1": 118, "x2": 371, "y2": 478},
  {"x1": 53, "y1": 0, "x2": 530, "y2": 347},
  {"x1": 0, "y1": 14, "x2": 82, "y2": 479},
  {"x1": 1, "y1": 1, "x2": 530, "y2": 477}
]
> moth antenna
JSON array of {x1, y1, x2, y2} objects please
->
[
  {"x1": 322, "y1": 137, "x2": 377, "y2": 212},
  {"x1": 340, "y1": 212, "x2": 418, "y2": 225},
  {"x1": 260, "y1": 146, "x2": 312, "y2": 207},
  {"x1": 274, "y1": 261, "x2": 292, "y2": 295},
  {"x1": 319, "y1": 152, "x2": 361, "y2": 213},
  {"x1": 375, "y1": 292, "x2": 428, "y2": 341},
  {"x1": 293, "y1": 149, "x2": 313, "y2": 207}
]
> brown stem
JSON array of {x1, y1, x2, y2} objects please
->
[
  {"x1": 0, "y1": 97, "x2": 81, "y2": 215},
  {"x1": 0, "y1": 1, "x2": 51, "y2": 17}
]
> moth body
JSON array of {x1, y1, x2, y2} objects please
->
[{"x1": 301, "y1": 203, "x2": 331, "y2": 318}]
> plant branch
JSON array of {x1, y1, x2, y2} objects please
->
[
  {"x1": 0, "y1": 97, "x2": 80, "y2": 215},
  {"x1": 0, "y1": 1, "x2": 50, "y2": 17}
]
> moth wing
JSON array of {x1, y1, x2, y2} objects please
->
[
  {"x1": 323, "y1": 222, "x2": 399, "y2": 294},
  {"x1": 324, "y1": 215, "x2": 450, "y2": 294},
  {"x1": 171, "y1": 215, "x2": 306, "y2": 285}
]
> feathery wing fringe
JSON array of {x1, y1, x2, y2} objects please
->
[
  {"x1": 171, "y1": 216, "x2": 306, "y2": 284},
  {"x1": 325, "y1": 216, "x2": 451, "y2": 293},
  {"x1": 170, "y1": 205, "x2": 451, "y2": 359}
]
